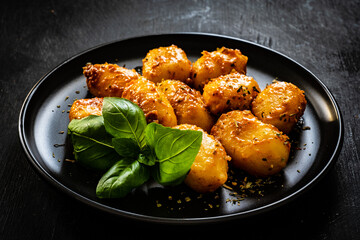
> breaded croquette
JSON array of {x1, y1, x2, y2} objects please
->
[
  {"x1": 211, "y1": 110, "x2": 290, "y2": 177},
  {"x1": 174, "y1": 124, "x2": 231, "y2": 193},
  {"x1": 83, "y1": 63, "x2": 140, "y2": 97},
  {"x1": 121, "y1": 77, "x2": 177, "y2": 127},
  {"x1": 251, "y1": 81, "x2": 307, "y2": 134},
  {"x1": 203, "y1": 71, "x2": 260, "y2": 115},
  {"x1": 69, "y1": 97, "x2": 103, "y2": 121},
  {"x1": 190, "y1": 47, "x2": 248, "y2": 90},
  {"x1": 158, "y1": 80, "x2": 214, "y2": 132},
  {"x1": 142, "y1": 45, "x2": 192, "y2": 83}
]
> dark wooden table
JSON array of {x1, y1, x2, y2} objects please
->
[{"x1": 1, "y1": 0, "x2": 359, "y2": 239}]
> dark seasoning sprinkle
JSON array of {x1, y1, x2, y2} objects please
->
[
  {"x1": 154, "y1": 169, "x2": 283, "y2": 212},
  {"x1": 53, "y1": 143, "x2": 65, "y2": 147},
  {"x1": 51, "y1": 93, "x2": 76, "y2": 163},
  {"x1": 154, "y1": 189, "x2": 222, "y2": 212},
  {"x1": 223, "y1": 170, "x2": 279, "y2": 206}
]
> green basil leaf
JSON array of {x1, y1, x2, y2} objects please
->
[
  {"x1": 96, "y1": 159, "x2": 150, "y2": 198},
  {"x1": 102, "y1": 97, "x2": 147, "y2": 148},
  {"x1": 112, "y1": 137, "x2": 140, "y2": 159},
  {"x1": 145, "y1": 123, "x2": 202, "y2": 186},
  {"x1": 67, "y1": 115, "x2": 119, "y2": 171},
  {"x1": 137, "y1": 152, "x2": 156, "y2": 166}
]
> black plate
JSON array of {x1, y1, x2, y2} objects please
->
[{"x1": 18, "y1": 33, "x2": 343, "y2": 224}]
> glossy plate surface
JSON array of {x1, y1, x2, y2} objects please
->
[{"x1": 19, "y1": 33, "x2": 343, "y2": 224}]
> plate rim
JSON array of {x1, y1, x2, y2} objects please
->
[{"x1": 18, "y1": 32, "x2": 344, "y2": 224}]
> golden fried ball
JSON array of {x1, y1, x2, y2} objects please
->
[
  {"x1": 142, "y1": 45, "x2": 192, "y2": 83},
  {"x1": 211, "y1": 110, "x2": 291, "y2": 177},
  {"x1": 190, "y1": 47, "x2": 248, "y2": 90},
  {"x1": 174, "y1": 124, "x2": 231, "y2": 193},
  {"x1": 83, "y1": 63, "x2": 140, "y2": 97},
  {"x1": 251, "y1": 81, "x2": 307, "y2": 134},
  {"x1": 121, "y1": 77, "x2": 177, "y2": 127},
  {"x1": 69, "y1": 97, "x2": 103, "y2": 121},
  {"x1": 203, "y1": 71, "x2": 260, "y2": 116},
  {"x1": 158, "y1": 80, "x2": 214, "y2": 132}
]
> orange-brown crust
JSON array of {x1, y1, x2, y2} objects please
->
[
  {"x1": 158, "y1": 80, "x2": 214, "y2": 132},
  {"x1": 203, "y1": 71, "x2": 260, "y2": 115},
  {"x1": 69, "y1": 97, "x2": 103, "y2": 121},
  {"x1": 174, "y1": 124, "x2": 230, "y2": 193},
  {"x1": 251, "y1": 81, "x2": 307, "y2": 134},
  {"x1": 190, "y1": 47, "x2": 248, "y2": 90},
  {"x1": 142, "y1": 45, "x2": 192, "y2": 83},
  {"x1": 211, "y1": 110, "x2": 290, "y2": 177},
  {"x1": 121, "y1": 77, "x2": 177, "y2": 127},
  {"x1": 83, "y1": 63, "x2": 140, "y2": 97}
]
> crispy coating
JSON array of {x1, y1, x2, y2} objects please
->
[
  {"x1": 158, "y1": 80, "x2": 214, "y2": 132},
  {"x1": 121, "y1": 77, "x2": 177, "y2": 127},
  {"x1": 174, "y1": 124, "x2": 231, "y2": 193},
  {"x1": 251, "y1": 81, "x2": 307, "y2": 134},
  {"x1": 203, "y1": 71, "x2": 260, "y2": 115},
  {"x1": 142, "y1": 45, "x2": 192, "y2": 83},
  {"x1": 211, "y1": 110, "x2": 291, "y2": 177},
  {"x1": 83, "y1": 63, "x2": 140, "y2": 97},
  {"x1": 190, "y1": 47, "x2": 248, "y2": 90},
  {"x1": 69, "y1": 97, "x2": 103, "y2": 121}
]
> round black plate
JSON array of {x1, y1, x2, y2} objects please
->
[{"x1": 18, "y1": 33, "x2": 343, "y2": 224}]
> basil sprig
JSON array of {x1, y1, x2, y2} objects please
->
[
  {"x1": 67, "y1": 115, "x2": 119, "y2": 171},
  {"x1": 68, "y1": 97, "x2": 202, "y2": 198}
]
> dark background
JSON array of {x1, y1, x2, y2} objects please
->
[{"x1": 1, "y1": 0, "x2": 359, "y2": 239}]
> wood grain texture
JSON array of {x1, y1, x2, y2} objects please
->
[{"x1": 1, "y1": 0, "x2": 359, "y2": 239}]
